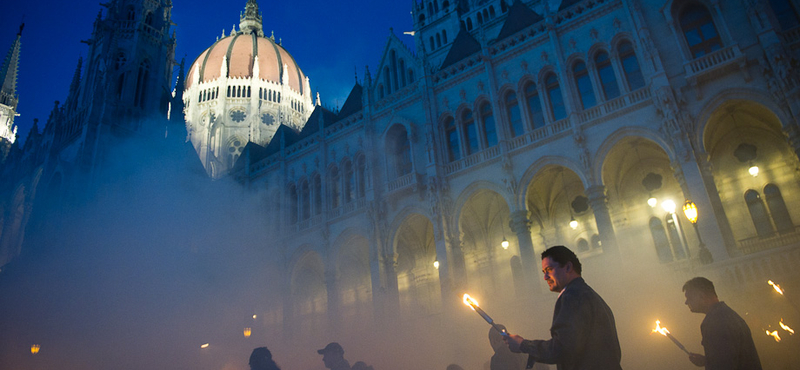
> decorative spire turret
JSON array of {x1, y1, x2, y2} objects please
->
[
  {"x1": 239, "y1": 0, "x2": 264, "y2": 37},
  {"x1": 65, "y1": 57, "x2": 83, "y2": 112},
  {"x1": 0, "y1": 23, "x2": 23, "y2": 145}
]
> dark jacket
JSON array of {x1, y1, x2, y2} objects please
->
[
  {"x1": 519, "y1": 277, "x2": 622, "y2": 370},
  {"x1": 701, "y1": 302, "x2": 762, "y2": 370}
]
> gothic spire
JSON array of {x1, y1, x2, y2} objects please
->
[
  {"x1": 66, "y1": 57, "x2": 83, "y2": 111},
  {"x1": 0, "y1": 23, "x2": 23, "y2": 102},
  {"x1": 239, "y1": 0, "x2": 264, "y2": 37}
]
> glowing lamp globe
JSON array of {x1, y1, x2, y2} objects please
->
[
  {"x1": 501, "y1": 238, "x2": 509, "y2": 249},
  {"x1": 683, "y1": 200, "x2": 698, "y2": 224},
  {"x1": 661, "y1": 199, "x2": 676, "y2": 214},
  {"x1": 748, "y1": 165, "x2": 759, "y2": 177}
]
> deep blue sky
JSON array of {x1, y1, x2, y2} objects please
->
[{"x1": 1, "y1": 0, "x2": 415, "y2": 144}]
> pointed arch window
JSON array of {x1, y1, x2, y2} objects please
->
[
  {"x1": 594, "y1": 51, "x2": 620, "y2": 100},
  {"x1": 461, "y1": 109, "x2": 479, "y2": 155},
  {"x1": 301, "y1": 179, "x2": 310, "y2": 220},
  {"x1": 505, "y1": 91, "x2": 523, "y2": 138},
  {"x1": 444, "y1": 116, "x2": 461, "y2": 162},
  {"x1": 329, "y1": 166, "x2": 341, "y2": 209},
  {"x1": 386, "y1": 125, "x2": 413, "y2": 177},
  {"x1": 479, "y1": 102, "x2": 497, "y2": 148},
  {"x1": 769, "y1": 0, "x2": 800, "y2": 30},
  {"x1": 618, "y1": 41, "x2": 645, "y2": 91},
  {"x1": 665, "y1": 215, "x2": 686, "y2": 259},
  {"x1": 764, "y1": 184, "x2": 794, "y2": 233},
  {"x1": 573, "y1": 61, "x2": 596, "y2": 109},
  {"x1": 467, "y1": 18, "x2": 474, "y2": 31},
  {"x1": 442, "y1": 30, "x2": 448, "y2": 44},
  {"x1": 399, "y1": 59, "x2": 407, "y2": 87},
  {"x1": 384, "y1": 67, "x2": 392, "y2": 94},
  {"x1": 525, "y1": 82, "x2": 545, "y2": 129},
  {"x1": 313, "y1": 174, "x2": 322, "y2": 216},
  {"x1": 429, "y1": 36, "x2": 435, "y2": 51},
  {"x1": 134, "y1": 61, "x2": 150, "y2": 108},
  {"x1": 356, "y1": 155, "x2": 367, "y2": 198},
  {"x1": 436, "y1": 33, "x2": 442, "y2": 48},
  {"x1": 126, "y1": 6, "x2": 136, "y2": 21},
  {"x1": 145, "y1": 12, "x2": 154, "y2": 27},
  {"x1": 288, "y1": 184, "x2": 298, "y2": 224},
  {"x1": 745, "y1": 189, "x2": 775, "y2": 237},
  {"x1": 680, "y1": 3, "x2": 722, "y2": 58},
  {"x1": 344, "y1": 160, "x2": 355, "y2": 204},
  {"x1": 545, "y1": 74, "x2": 566, "y2": 121}
]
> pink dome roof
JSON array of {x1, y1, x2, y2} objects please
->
[{"x1": 186, "y1": 32, "x2": 306, "y2": 94}]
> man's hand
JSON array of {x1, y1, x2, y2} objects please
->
[
  {"x1": 504, "y1": 333, "x2": 524, "y2": 353},
  {"x1": 688, "y1": 353, "x2": 706, "y2": 367}
]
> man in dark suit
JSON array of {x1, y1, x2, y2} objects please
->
[{"x1": 504, "y1": 246, "x2": 622, "y2": 370}]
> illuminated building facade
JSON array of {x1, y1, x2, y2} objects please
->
[{"x1": 227, "y1": 0, "x2": 800, "y2": 366}]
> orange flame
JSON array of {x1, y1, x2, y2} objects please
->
[
  {"x1": 768, "y1": 280, "x2": 784, "y2": 295},
  {"x1": 652, "y1": 320, "x2": 670, "y2": 336},
  {"x1": 766, "y1": 329, "x2": 781, "y2": 342},
  {"x1": 463, "y1": 294, "x2": 479, "y2": 311},
  {"x1": 780, "y1": 320, "x2": 794, "y2": 335}
]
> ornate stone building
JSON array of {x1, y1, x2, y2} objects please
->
[
  {"x1": 224, "y1": 0, "x2": 800, "y2": 367},
  {"x1": 0, "y1": 24, "x2": 22, "y2": 159}
]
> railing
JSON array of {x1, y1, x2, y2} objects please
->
[
  {"x1": 387, "y1": 172, "x2": 416, "y2": 192},
  {"x1": 738, "y1": 228, "x2": 800, "y2": 255},
  {"x1": 576, "y1": 87, "x2": 652, "y2": 124},
  {"x1": 712, "y1": 244, "x2": 800, "y2": 289},
  {"x1": 683, "y1": 44, "x2": 744, "y2": 79},
  {"x1": 444, "y1": 145, "x2": 502, "y2": 175}
]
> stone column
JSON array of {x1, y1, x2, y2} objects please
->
[
  {"x1": 510, "y1": 210, "x2": 536, "y2": 290},
  {"x1": 585, "y1": 185, "x2": 619, "y2": 255},
  {"x1": 380, "y1": 253, "x2": 401, "y2": 318},
  {"x1": 783, "y1": 122, "x2": 800, "y2": 163}
]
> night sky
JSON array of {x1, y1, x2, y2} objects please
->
[{"x1": 0, "y1": 0, "x2": 415, "y2": 144}]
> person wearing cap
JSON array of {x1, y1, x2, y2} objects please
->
[
  {"x1": 248, "y1": 347, "x2": 281, "y2": 370},
  {"x1": 317, "y1": 342, "x2": 351, "y2": 370}
]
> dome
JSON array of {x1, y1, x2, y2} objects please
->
[{"x1": 186, "y1": 32, "x2": 307, "y2": 94}]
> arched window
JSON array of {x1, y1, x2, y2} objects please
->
[
  {"x1": 408, "y1": 69, "x2": 415, "y2": 84},
  {"x1": 313, "y1": 174, "x2": 322, "y2": 216},
  {"x1": 769, "y1": 0, "x2": 800, "y2": 30},
  {"x1": 665, "y1": 215, "x2": 686, "y2": 259},
  {"x1": 126, "y1": 6, "x2": 136, "y2": 21},
  {"x1": 418, "y1": 14, "x2": 426, "y2": 26},
  {"x1": 428, "y1": 2, "x2": 434, "y2": 17},
  {"x1": 461, "y1": 109, "x2": 479, "y2": 155},
  {"x1": 594, "y1": 51, "x2": 620, "y2": 100},
  {"x1": 573, "y1": 61, "x2": 596, "y2": 109},
  {"x1": 442, "y1": 30, "x2": 448, "y2": 44},
  {"x1": 480, "y1": 102, "x2": 497, "y2": 148},
  {"x1": 289, "y1": 184, "x2": 298, "y2": 224},
  {"x1": 483, "y1": 9, "x2": 489, "y2": 20},
  {"x1": 384, "y1": 67, "x2": 392, "y2": 94},
  {"x1": 444, "y1": 116, "x2": 460, "y2": 162},
  {"x1": 356, "y1": 155, "x2": 367, "y2": 198},
  {"x1": 650, "y1": 217, "x2": 673, "y2": 263},
  {"x1": 525, "y1": 82, "x2": 545, "y2": 129},
  {"x1": 386, "y1": 125, "x2": 413, "y2": 177},
  {"x1": 429, "y1": 36, "x2": 435, "y2": 51},
  {"x1": 329, "y1": 166, "x2": 341, "y2": 209},
  {"x1": 501, "y1": 0, "x2": 508, "y2": 12},
  {"x1": 436, "y1": 33, "x2": 442, "y2": 48},
  {"x1": 745, "y1": 189, "x2": 774, "y2": 237},
  {"x1": 545, "y1": 74, "x2": 566, "y2": 121},
  {"x1": 680, "y1": 3, "x2": 722, "y2": 58},
  {"x1": 505, "y1": 91, "x2": 523, "y2": 138},
  {"x1": 301, "y1": 180, "x2": 310, "y2": 220},
  {"x1": 399, "y1": 59, "x2": 407, "y2": 87},
  {"x1": 764, "y1": 184, "x2": 794, "y2": 233},
  {"x1": 618, "y1": 41, "x2": 645, "y2": 91},
  {"x1": 344, "y1": 160, "x2": 355, "y2": 204},
  {"x1": 145, "y1": 12, "x2": 154, "y2": 26},
  {"x1": 489, "y1": 6, "x2": 496, "y2": 18},
  {"x1": 467, "y1": 18, "x2": 474, "y2": 31},
  {"x1": 443, "y1": 1, "x2": 450, "y2": 11},
  {"x1": 228, "y1": 86, "x2": 232, "y2": 97},
  {"x1": 477, "y1": 12, "x2": 483, "y2": 24},
  {"x1": 134, "y1": 61, "x2": 150, "y2": 108},
  {"x1": 115, "y1": 53, "x2": 126, "y2": 70}
]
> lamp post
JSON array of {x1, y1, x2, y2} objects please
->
[{"x1": 683, "y1": 200, "x2": 713, "y2": 264}]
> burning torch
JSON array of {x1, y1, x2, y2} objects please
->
[
  {"x1": 463, "y1": 294, "x2": 508, "y2": 337},
  {"x1": 652, "y1": 320, "x2": 691, "y2": 355},
  {"x1": 768, "y1": 280, "x2": 800, "y2": 314}
]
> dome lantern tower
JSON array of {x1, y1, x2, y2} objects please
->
[{"x1": 240, "y1": 0, "x2": 264, "y2": 37}]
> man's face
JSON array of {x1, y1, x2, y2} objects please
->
[
  {"x1": 322, "y1": 352, "x2": 339, "y2": 368},
  {"x1": 542, "y1": 256, "x2": 570, "y2": 292},
  {"x1": 684, "y1": 289, "x2": 706, "y2": 313}
]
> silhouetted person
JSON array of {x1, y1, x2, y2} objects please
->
[
  {"x1": 504, "y1": 246, "x2": 622, "y2": 370},
  {"x1": 351, "y1": 361, "x2": 374, "y2": 370},
  {"x1": 249, "y1": 347, "x2": 281, "y2": 370},
  {"x1": 682, "y1": 277, "x2": 762, "y2": 370},
  {"x1": 446, "y1": 365, "x2": 464, "y2": 370},
  {"x1": 318, "y1": 342, "x2": 351, "y2": 370}
]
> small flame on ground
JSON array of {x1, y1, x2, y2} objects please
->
[
  {"x1": 780, "y1": 319, "x2": 794, "y2": 334},
  {"x1": 768, "y1": 280, "x2": 785, "y2": 295},
  {"x1": 652, "y1": 320, "x2": 670, "y2": 336},
  {"x1": 463, "y1": 294, "x2": 479, "y2": 311},
  {"x1": 766, "y1": 330, "x2": 781, "y2": 342}
]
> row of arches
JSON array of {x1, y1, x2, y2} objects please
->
[
  {"x1": 287, "y1": 154, "x2": 369, "y2": 224},
  {"x1": 377, "y1": 49, "x2": 416, "y2": 99}
]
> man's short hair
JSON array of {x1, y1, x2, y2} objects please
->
[
  {"x1": 682, "y1": 277, "x2": 717, "y2": 297},
  {"x1": 541, "y1": 245, "x2": 582, "y2": 275}
]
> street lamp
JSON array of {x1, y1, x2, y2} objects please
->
[
  {"x1": 682, "y1": 200, "x2": 713, "y2": 264},
  {"x1": 501, "y1": 237, "x2": 509, "y2": 250},
  {"x1": 433, "y1": 260, "x2": 440, "y2": 269}
]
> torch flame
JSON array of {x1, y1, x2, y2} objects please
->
[
  {"x1": 780, "y1": 319, "x2": 794, "y2": 335},
  {"x1": 652, "y1": 320, "x2": 670, "y2": 336},
  {"x1": 766, "y1": 330, "x2": 781, "y2": 342},
  {"x1": 463, "y1": 294, "x2": 479, "y2": 311},
  {"x1": 768, "y1": 280, "x2": 784, "y2": 295}
]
